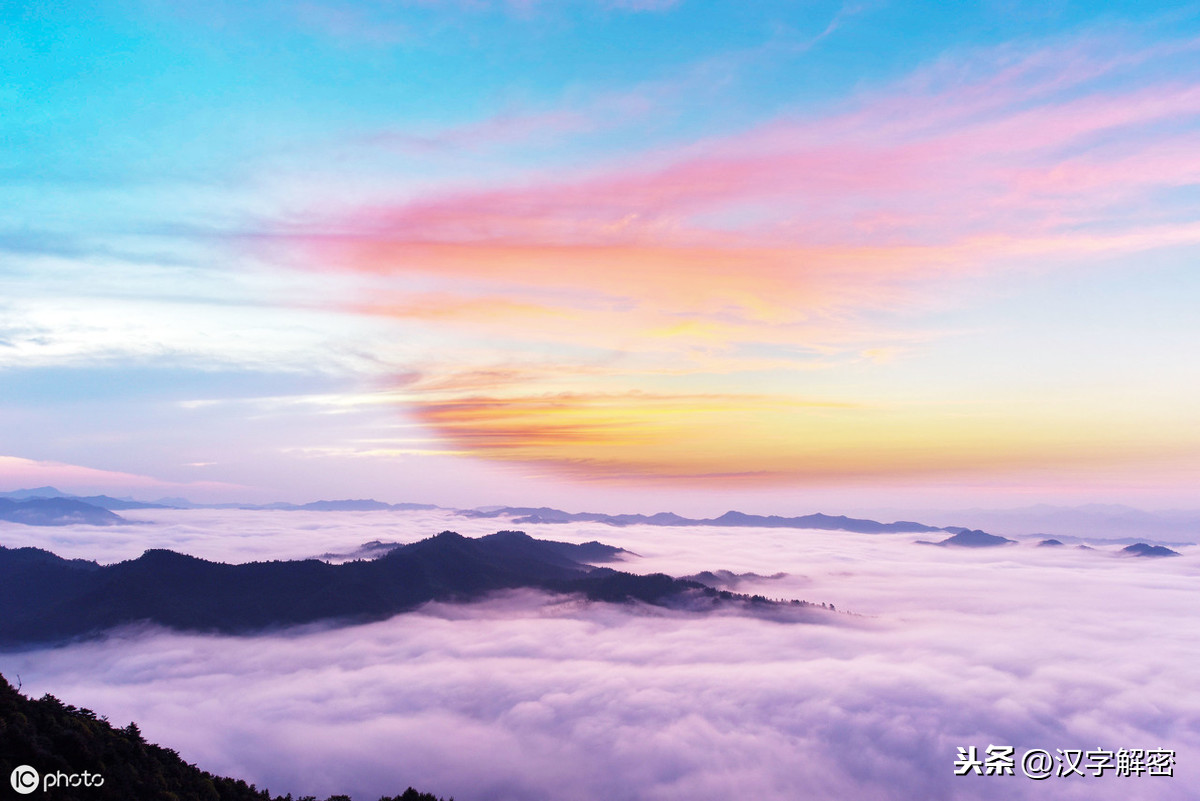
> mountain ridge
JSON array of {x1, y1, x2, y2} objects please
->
[
  {"x1": 0, "y1": 487, "x2": 953, "y2": 535},
  {"x1": 10, "y1": 488, "x2": 1191, "y2": 546},
  {"x1": 0, "y1": 531, "x2": 826, "y2": 649},
  {"x1": 0, "y1": 672, "x2": 448, "y2": 801},
  {"x1": 458, "y1": 506, "x2": 947, "y2": 534},
  {"x1": 0, "y1": 497, "x2": 127, "y2": 526}
]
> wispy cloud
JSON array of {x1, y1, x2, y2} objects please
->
[
  {"x1": 251, "y1": 29, "x2": 1200, "y2": 483},
  {"x1": 0, "y1": 455, "x2": 249, "y2": 496},
  {"x1": 324, "y1": 37, "x2": 1200, "y2": 260},
  {"x1": 401, "y1": 388, "x2": 1194, "y2": 483}
]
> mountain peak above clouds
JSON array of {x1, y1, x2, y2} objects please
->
[
  {"x1": 1121, "y1": 542, "x2": 1181, "y2": 558},
  {"x1": 919, "y1": 529, "x2": 1015, "y2": 548},
  {"x1": 0, "y1": 486, "x2": 66, "y2": 500},
  {"x1": 0, "y1": 497, "x2": 126, "y2": 526},
  {"x1": 0, "y1": 530, "x2": 833, "y2": 648}
]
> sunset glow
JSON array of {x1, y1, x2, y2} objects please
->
[
  {"x1": 2, "y1": 1, "x2": 1198, "y2": 510},
  {"x1": 4, "y1": 7, "x2": 1200, "y2": 800}
]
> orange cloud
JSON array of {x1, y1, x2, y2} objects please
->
[
  {"x1": 290, "y1": 48, "x2": 1200, "y2": 354},
  {"x1": 405, "y1": 391, "x2": 1184, "y2": 484},
  {"x1": 262, "y1": 32, "x2": 1200, "y2": 485}
]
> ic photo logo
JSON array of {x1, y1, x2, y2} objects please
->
[
  {"x1": 10, "y1": 766, "x2": 38, "y2": 795},
  {"x1": 9, "y1": 765, "x2": 105, "y2": 794}
]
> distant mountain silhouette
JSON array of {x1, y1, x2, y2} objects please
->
[
  {"x1": 0, "y1": 672, "x2": 448, "y2": 801},
  {"x1": 1121, "y1": 542, "x2": 1181, "y2": 558},
  {"x1": 1, "y1": 488, "x2": 439, "y2": 513},
  {"x1": 268, "y1": 499, "x2": 442, "y2": 512},
  {"x1": 1037, "y1": 538, "x2": 1065, "y2": 547},
  {"x1": 74, "y1": 495, "x2": 172, "y2": 510},
  {"x1": 0, "y1": 497, "x2": 126, "y2": 526},
  {"x1": 319, "y1": 533, "x2": 631, "y2": 564},
  {"x1": 319, "y1": 539, "x2": 413, "y2": 561},
  {"x1": 0, "y1": 487, "x2": 169, "y2": 510},
  {"x1": 0, "y1": 489, "x2": 961, "y2": 536},
  {"x1": 0, "y1": 486, "x2": 67, "y2": 500},
  {"x1": 917, "y1": 529, "x2": 1015, "y2": 548},
  {"x1": 916, "y1": 503, "x2": 1200, "y2": 543},
  {"x1": 681, "y1": 569, "x2": 788, "y2": 589},
  {"x1": 461, "y1": 506, "x2": 945, "y2": 534},
  {"x1": 295, "y1": 499, "x2": 402, "y2": 511},
  {"x1": 8, "y1": 490, "x2": 1195, "y2": 551},
  {"x1": 0, "y1": 531, "x2": 815, "y2": 649}
]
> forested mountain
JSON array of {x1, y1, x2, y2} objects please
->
[
  {"x1": 0, "y1": 673, "x2": 447, "y2": 801},
  {"x1": 0, "y1": 531, "x2": 798, "y2": 648}
]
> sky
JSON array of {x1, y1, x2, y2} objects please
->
[{"x1": 3, "y1": 0, "x2": 1200, "y2": 514}]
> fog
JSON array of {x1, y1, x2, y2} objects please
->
[{"x1": 2, "y1": 509, "x2": 1197, "y2": 800}]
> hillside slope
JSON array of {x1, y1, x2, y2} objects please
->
[{"x1": 0, "y1": 674, "x2": 446, "y2": 801}]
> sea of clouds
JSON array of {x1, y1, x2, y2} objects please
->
[{"x1": 2, "y1": 508, "x2": 1197, "y2": 800}]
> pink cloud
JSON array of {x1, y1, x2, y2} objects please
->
[
  {"x1": 0, "y1": 456, "x2": 250, "y2": 497},
  {"x1": 321, "y1": 38, "x2": 1200, "y2": 268},
  {"x1": 250, "y1": 31, "x2": 1200, "y2": 484},
  {"x1": 273, "y1": 31, "x2": 1200, "y2": 354}
]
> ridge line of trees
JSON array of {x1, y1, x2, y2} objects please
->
[{"x1": 0, "y1": 674, "x2": 449, "y2": 801}]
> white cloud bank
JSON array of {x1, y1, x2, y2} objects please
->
[{"x1": 2, "y1": 509, "x2": 1197, "y2": 801}]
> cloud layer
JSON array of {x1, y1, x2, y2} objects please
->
[
  {"x1": 3, "y1": 510, "x2": 1196, "y2": 800},
  {"x1": 264, "y1": 29, "x2": 1200, "y2": 486}
]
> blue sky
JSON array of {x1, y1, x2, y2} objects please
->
[{"x1": 3, "y1": 0, "x2": 1199, "y2": 512}]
